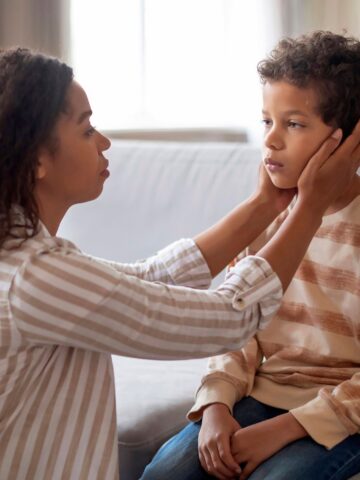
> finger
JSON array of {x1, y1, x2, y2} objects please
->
[
  {"x1": 239, "y1": 461, "x2": 257, "y2": 480},
  {"x1": 199, "y1": 447, "x2": 214, "y2": 475},
  {"x1": 345, "y1": 119, "x2": 360, "y2": 155},
  {"x1": 208, "y1": 445, "x2": 237, "y2": 479},
  {"x1": 304, "y1": 128, "x2": 342, "y2": 173},
  {"x1": 201, "y1": 447, "x2": 224, "y2": 479},
  {"x1": 218, "y1": 438, "x2": 242, "y2": 475}
]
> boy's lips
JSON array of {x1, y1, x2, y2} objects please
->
[
  {"x1": 264, "y1": 157, "x2": 284, "y2": 167},
  {"x1": 264, "y1": 157, "x2": 284, "y2": 173}
]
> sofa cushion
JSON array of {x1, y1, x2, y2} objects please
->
[{"x1": 113, "y1": 356, "x2": 208, "y2": 480}]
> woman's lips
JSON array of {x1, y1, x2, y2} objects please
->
[{"x1": 100, "y1": 159, "x2": 110, "y2": 178}]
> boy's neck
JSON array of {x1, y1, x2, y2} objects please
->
[{"x1": 324, "y1": 174, "x2": 360, "y2": 216}]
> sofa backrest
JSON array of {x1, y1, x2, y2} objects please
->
[{"x1": 58, "y1": 140, "x2": 261, "y2": 283}]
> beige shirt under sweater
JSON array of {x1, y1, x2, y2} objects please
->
[
  {"x1": 0, "y1": 219, "x2": 282, "y2": 480},
  {"x1": 189, "y1": 194, "x2": 360, "y2": 450}
]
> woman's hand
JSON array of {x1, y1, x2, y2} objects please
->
[
  {"x1": 198, "y1": 403, "x2": 242, "y2": 479},
  {"x1": 297, "y1": 121, "x2": 360, "y2": 214},
  {"x1": 255, "y1": 162, "x2": 296, "y2": 214},
  {"x1": 230, "y1": 413, "x2": 307, "y2": 480}
]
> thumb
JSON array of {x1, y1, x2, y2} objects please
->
[{"x1": 305, "y1": 128, "x2": 343, "y2": 173}]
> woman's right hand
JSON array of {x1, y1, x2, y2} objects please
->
[
  {"x1": 255, "y1": 162, "x2": 296, "y2": 215},
  {"x1": 198, "y1": 403, "x2": 242, "y2": 479}
]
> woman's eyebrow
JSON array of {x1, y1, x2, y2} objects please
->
[{"x1": 77, "y1": 110, "x2": 92, "y2": 124}]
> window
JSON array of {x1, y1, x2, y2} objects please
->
[{"x1": 71, "y1": 0, "x2": 271, "y2": 140}]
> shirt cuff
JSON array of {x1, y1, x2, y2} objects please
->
[
  {"x1": 220, "y1": 256, "x2": 283, "y2": 329},
  {"x1": 291, "y1": 396, "x2": 351, "y2": 449},
  {"x1": 157, "y1": 239, "x2": 212, "y2": 289},
  {"x1": 187, "y1": 379, "x2": 240, "y2": 422}
]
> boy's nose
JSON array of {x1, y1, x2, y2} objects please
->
[{"x1": 264, "y1": 128, "x2": 283, "y2": 150}]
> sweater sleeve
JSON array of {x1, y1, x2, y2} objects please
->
[
  {"x1": 291, "y1": 372, "x2": 360, "y2": 449},
  {"x1": 9, "y1": 240, "x2": 282, "y2": 361},
  {"x1": 187, "y1": 337, "x2": 262, "y2": 421}
]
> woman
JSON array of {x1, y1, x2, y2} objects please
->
[{"x1": 0, "y1": 48, "x2": 359, "y2": 479}]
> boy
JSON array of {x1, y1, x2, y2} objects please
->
[{"x1": 141, "y1": 31, "x2": 360, "y2": 480}]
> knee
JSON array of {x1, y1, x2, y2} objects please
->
[{"x1": 141, "y1": 462, "x2": 167, "y2": 480}]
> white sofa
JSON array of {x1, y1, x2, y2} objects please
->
[{"x1": 58, "y1": 140, "x2": 360, "y2": 480}]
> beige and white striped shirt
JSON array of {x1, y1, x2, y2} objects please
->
[{"x1": 0, "y1": 220, "x2": 281, "y2": 479}]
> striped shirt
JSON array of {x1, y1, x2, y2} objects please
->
[
  {"x1": 0, "y1": 219, "x2": 281, "y2": 479},
  {"x1": 189, "y1": 193, "x2": 360, "y2": 449}
]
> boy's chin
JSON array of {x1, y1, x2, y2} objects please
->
[{"x1": 272, "y1": 178, "x2": 297, "y2": 190}]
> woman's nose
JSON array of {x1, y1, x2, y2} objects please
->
[{"x1": 98, "y1": 131, "x2": 111, "y2": 152}]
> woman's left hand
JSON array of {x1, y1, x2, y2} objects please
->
[{"x1": 230, "y1": 413, "x2": 307, "y2": 480}]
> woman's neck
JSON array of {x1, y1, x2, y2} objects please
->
[{"x1": 34, "y1": 192, "x2": 68, "y2": 236}]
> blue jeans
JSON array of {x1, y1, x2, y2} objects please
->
[{"x1": 140, "y1": 397, "x2": 360, "y2": 480}]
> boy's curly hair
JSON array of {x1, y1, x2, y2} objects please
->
[
  {"x1": 0, "y1": 48, "x2": 73, "y2": 248},
  {"x1": 257, "y1": 31, "x2": 360, "y2": 139}
]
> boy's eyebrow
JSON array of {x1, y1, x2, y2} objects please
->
[{"x1": 262, "y1": 108, "x2": 310, "y2": 117}]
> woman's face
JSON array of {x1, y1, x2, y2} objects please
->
[
  {"x1": 262, "y1": 81, "x2": 334, "y2": 189},
  {"x1": 36, "y1": 81, "x2": 111, "y2": 208}
]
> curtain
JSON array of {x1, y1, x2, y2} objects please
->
[
  {"x1": 0, "y1": 0, "x2": 71, "y2": 61},
  {"x1": 279, "y1": 0, "x2": 360, "y2": 37}
]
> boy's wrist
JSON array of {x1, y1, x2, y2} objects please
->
[{"x1": 269, "y1": 413, "x2": 308, "y2": 445}]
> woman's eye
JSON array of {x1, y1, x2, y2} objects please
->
[{"x1": 85, "y1": 126, "x2": 96, "y2": 136}]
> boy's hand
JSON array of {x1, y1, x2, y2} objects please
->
[
  {"x1": 255, "y1": 163, "x2": 296, "y2": 214},
  {"x1": 230, "y1": 413, "x2": 307, "y2": 480},
  {"x1": 198, "y1": 403, "x2": 242, "y2": 479},
  {"x1": 298, "y1": 120, "x2": 360, "y2": 213}
]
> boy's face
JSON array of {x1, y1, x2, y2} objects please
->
[{"x1": 262, "y1": 81, "x2": 334, "y2": 189}]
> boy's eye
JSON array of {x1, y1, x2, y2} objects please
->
[
  {"x1": 261, "y1": 119, "x2": 272, "y2": 128},
  {"x1": 288, "y1": 121, "x2": 304, "y2": 129}
]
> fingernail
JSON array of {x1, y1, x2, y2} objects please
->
[{"x1": 331, "y1": 128, "x2": 342, "y2": 140}]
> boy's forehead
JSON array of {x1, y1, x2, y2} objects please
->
[{"x1": 262, "y1": 80, "x2": 320, "y2": 114}]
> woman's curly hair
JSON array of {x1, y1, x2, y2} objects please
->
[
  {"x1": 257, "y1": 31, "x2": 360, "y2": 139},
  {"x1": 0, "y1": 48, "x2": 73, "y2": 248}
]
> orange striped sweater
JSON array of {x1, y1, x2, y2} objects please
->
[{"x1": 189, "y1": 193, "x2": 360, "y2": 449}]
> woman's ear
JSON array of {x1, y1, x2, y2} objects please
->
[{"x1": 36, "y1": 149, "x2": 52, "y2": 180}]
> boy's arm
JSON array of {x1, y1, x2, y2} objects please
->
[
  {"x1": 187, "y1": 337, "x2": 262, "y2": 421},
  {"x1": 291, "y1": 372, "x2": 360, "y2": 449}
]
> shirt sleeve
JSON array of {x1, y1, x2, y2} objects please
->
[
  {"x1": 93, "y1": 238, "x2": 212, "y2": 289},
  {"x1": 187, "y1": 337, "x2": 262, "y2": 421},
  {"x1": 291, "y1": 372, "x2": 360, "y2": 449},
  {"x1": 9, "y1": 242, "x2": 282, "y2": 361}
]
